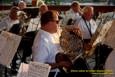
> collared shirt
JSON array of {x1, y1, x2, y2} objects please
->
[
  {"x1": 32, "y1": 29, "x2": 63, "y2": 64},
  {"x1": 0, "y1": 16, "x2": 19, "y2": 31},
  {"x1": 76, "y1": 18, "x2": 97, "y2": 39}
]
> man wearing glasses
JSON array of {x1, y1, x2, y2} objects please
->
[{"x1": 32, "y1": 10, "x2": 71, "y2": 77}]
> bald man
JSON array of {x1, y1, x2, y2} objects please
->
[
  {"x1": 73, "y1": 6, "x2": 98, "y2": 70},
  {"x1": 75, "y1": 6, "x2": 97, "y2": 42}
]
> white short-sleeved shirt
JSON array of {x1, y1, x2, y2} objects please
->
[
  {"x1": 32, "y1": 29, "x2": 63, "y2": 64},
  {"x1": 76, "y1": 18, "x2": 97, "y2": 39},
  {"x1": 0, "y1": 16, "x2": 19, "y2": 31}
]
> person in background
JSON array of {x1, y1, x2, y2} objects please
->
[
  {"x1": 0, "y1": 6, "x2": 20, "y2": 75},
  {"x1": 74, "y1": 6, "x2": 97, "y2": 70},
  {"x1": 75, "y1": 6, "x2": 97, "y2": 44},
  {"x1": 63, "y1": 1, "x2": 82, "y2": 25},
  {"x1": 36, "y1": 0, "x2": 45, "y2": 7},
  {"x1": 32, "y1": 10, "x2": 71, "y2": 77},
  {"x1": 26, "y1": 4, "x2": 48, "y2": 32},
  {"x1": 17, "y1": 1, "x2": 27, "y2": 18},
  {"x1": 0, "y1": 6, "x2": 19, "y2": 31},
  {"x1": 18, "y1": 0, "x2": 27, "y2": 10},
  {"x1": 39, "y1": 4, "x2": 48, "y2": 16}
]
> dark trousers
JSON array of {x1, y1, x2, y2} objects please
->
[{"x1": 48, "y1": 72, "x2": 68, "y2": 77}]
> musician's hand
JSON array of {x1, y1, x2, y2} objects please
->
[
  {"x1": 58, "y1": 61, "x2": 72, "y2": 69},
  {"x1": 72, "y1": 27, "x2": 82, "y2": 38},
  {"x1": 65, "y1": 26, "x2": 82, "y2": 38},
  {"x1": 84, "y1": 42, "x2": 92, "y2": 51}
]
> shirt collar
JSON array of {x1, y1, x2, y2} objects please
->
[{"x1": 39, "y1": 29, "x2": 54, "y2": 38}]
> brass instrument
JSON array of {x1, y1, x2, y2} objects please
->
[{"x1": 60, "y1": 27, "x2": 83, "y2": 61}]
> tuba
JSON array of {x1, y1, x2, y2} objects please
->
[{"x1": 60, "y1": 27, "x2": 83, "y2": 62}]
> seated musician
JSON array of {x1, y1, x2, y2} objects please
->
[
  {"x1": 74, "y1": 6, "x2": 98, "y2": 51},
  {"x1": 32, "y1": 10, "x2": 71, "y2": 77},
  {"x1": 76, "y1": 6, "x2": 97, "y2": 43},
  {"x1": 0, "y1": 6, "x2": 22, "y2": 74},
  {"x1": 0, "y1": 6, "x2": 20, "y2": 31},
  {"x1": 18, "y1": 1, "x2": 27, "y2": 10},
  {"x1": 26, "y1": 4, "x2": 48, "y2": 32},
  {"x1": 63, "y1": 1, "x2": 82, "y2": 26}
]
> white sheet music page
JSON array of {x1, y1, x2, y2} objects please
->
[
  {"x1": 91, "y1": 20, "x2": 113, "y2": 46},
  {"x1": 17, "y1": 63, "x2": 29, "y2": 77},
  {"x1": 0, "y1": 31, "x2": 21, "y2": 66},
  {"x1": 28, "y1": 62, "x2": 51, "y2": 77},
  {"x1": 102, "y1": 20, "x2": 115, "y2": 48}
]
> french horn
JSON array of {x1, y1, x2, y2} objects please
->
[{"x1": 60, "y1": 27, "x2": 83, "y2": 61}]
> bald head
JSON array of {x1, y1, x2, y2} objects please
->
[{"x1": 82, "y1": 6, "x2": 94, "y2": 21}]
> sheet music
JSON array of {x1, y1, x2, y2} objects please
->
[
  {"x1": 17, "y1": 62, "x2": 51, "y2": 77},
  {"x1": 0, "y1": 31, "x2": 21, "y2": 66},
  {"x1": 17, "y1": 63, "x2": 29, "y2": 77},
  {"x1": 28, "y1": 62, "x2": 51, "y2": 77},
  {"x1": 102, "y1": 20, "x2": 115, "y2": 48},
  {"x1": 90, "y1": 20, "x2": 113, "y2": 46},
  {"x1": 96, "y1": 12, "x2": 115, "y2": 26}
]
